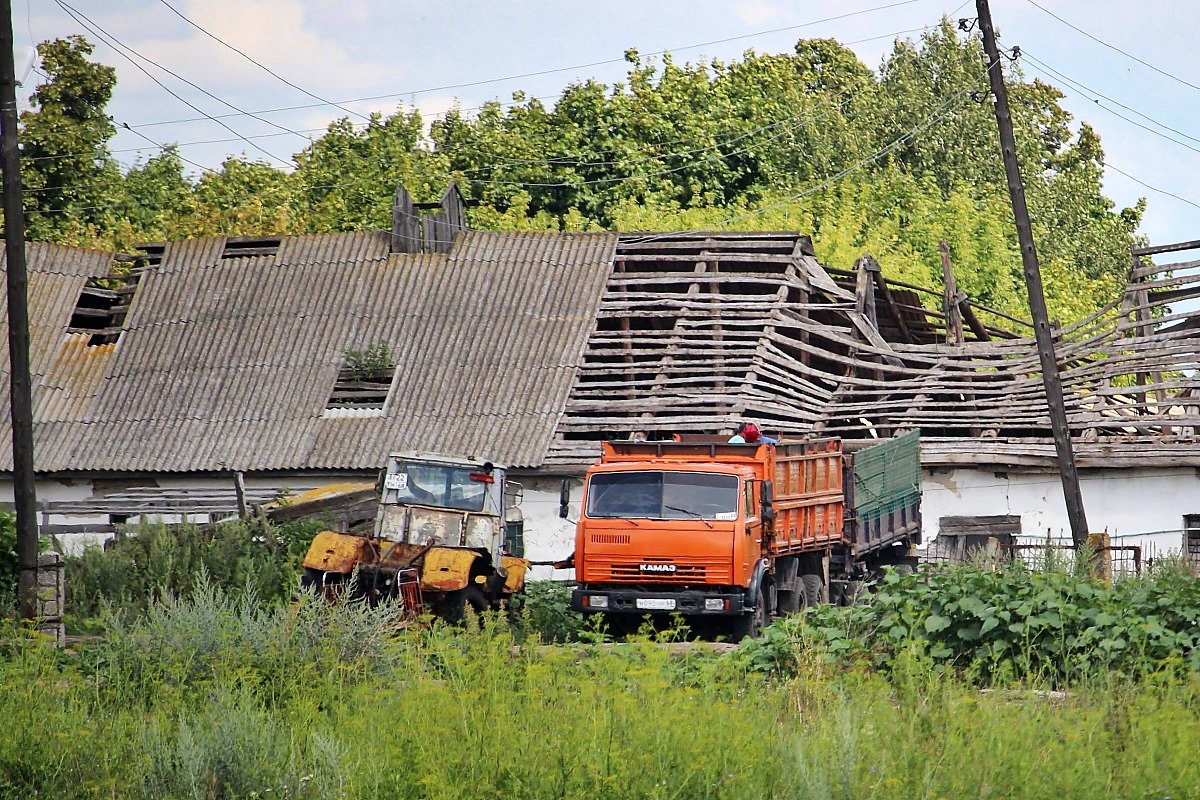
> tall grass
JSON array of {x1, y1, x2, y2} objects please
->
[{"x1": 2, "y1": 576, "x2": 1200, "y2": 798}]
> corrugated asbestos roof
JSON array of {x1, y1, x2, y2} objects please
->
[{"x1": 0, "y1": 231, "x2": 615, "y2": 472}]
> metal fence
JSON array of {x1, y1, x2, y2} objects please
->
[{"x1": 920, "y1": 529, "x2": 1195, "y2": 580}]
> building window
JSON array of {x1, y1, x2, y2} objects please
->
[
  {"x1": 325, "y1": 343, "x2": 396, "y2": 412},
  {"x1": 1185, "y1": 515, "x2": 1200, "y2": 569}
]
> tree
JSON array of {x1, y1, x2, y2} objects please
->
[
  {"x1": 291, "y1": 110, "x2": 448, "y2": 232},
  {"x1": 19, "y1": 36, "x2": 121, "y2": 246}
]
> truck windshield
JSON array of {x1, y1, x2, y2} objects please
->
[
  {"x1": 393, "y1": 461, "x2": 487, "y2": 512},
  {"x1": 585, "y1": 471, "x2": 739, "y2": 520}
]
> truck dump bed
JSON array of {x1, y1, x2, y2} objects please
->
[
  {"x1": 844, "y1": 430, "x2": 922, "y2": 554},
  {"x1": 770, "y1": 439, "x2": 845, "y2": 555}
]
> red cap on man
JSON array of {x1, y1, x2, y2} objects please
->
[{"x1": 741, "y1": 423, "x2": 760, "y2": 443}]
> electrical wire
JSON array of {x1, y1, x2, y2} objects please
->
[
  {"x1": 35, "y1": 78, "x2": 974, "y2": 231},
  {"x1": 33, "y1": 4, "x2": 940, "y2": 180},
  {"x1": 152, "y1": 0, "x2": 371, "y2": 124},
  {"x1": 1100, "y1": 160, "x2": 1200, "y2": 214},
  {"x1": 52, "y1": 0, "x2": 297, "y2": 168},
  {"x1": 620, "y1": 77, "x2": 984, "y2": 245},
  {"x1": 1021, "y1": 52, "x2": 1200, "y2": 154},
  {"x1": 1023, "y1": 0, "x2": 1200, "y2": 95},
  {"x1": 111, "y1": 0, "x2": 929, "y2": 131}
]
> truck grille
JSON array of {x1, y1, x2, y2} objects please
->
[
  {"x1": 608, "y1": 563, "x2": 729, "y2": 583},
  {"x1": 590, "y1": 533, "x2": 631, "y2": 545}
]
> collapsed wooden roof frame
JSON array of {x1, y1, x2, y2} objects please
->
[{"x1": 546, "y1": 232, "x2": 1200, "y2": 470}]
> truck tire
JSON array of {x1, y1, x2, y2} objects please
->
[
  {"x1": 800, "y1": 574, "x2": 825, "y2": 608},
  {"x1": 730, "y1": 587, "x2": 767, "y2": 642},
  {"x1": 777, "y1": 588, "x2": 801, "y2": 615}
]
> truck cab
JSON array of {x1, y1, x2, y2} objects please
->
[{"x1": 570, "y1": 442, "x2": 776, "y2": 634}]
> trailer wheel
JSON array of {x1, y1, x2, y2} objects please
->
[
  {"x1": 800, "y1": 574, "x2": 825, "y2": 607},
  {"x1": 731, "y1": 587, "x2": 767, "y2": 642}
]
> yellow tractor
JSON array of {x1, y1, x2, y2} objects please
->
[{"x1": 299, "y1": 452, "x2": 530, "y2": 622}]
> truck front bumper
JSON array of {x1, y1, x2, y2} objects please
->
[{"x1": 571, "y1": 587, "x2": 747, "y2": 616}]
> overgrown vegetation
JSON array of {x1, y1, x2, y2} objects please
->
[
  {"x1": 64, "y1": 518, "x2": 322, "y2": 630},
  {"x1": 342, "y1": 342, "x2": 394, "y2": 382},
  {"x1": 4, "y1": 574, "x2": 1200, "y2": 798},
  {"x1": 0, "y1": 511, "x2": 16, "y2": 615},
  {"x1": 740, "y1": 564, "x2": 1200, "y2": 684}
]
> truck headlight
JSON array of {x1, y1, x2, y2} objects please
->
[
  {"x1": 589, "y1": 595, "x2": 609, "y2": 609},
  {"x1": 704, "y1": 598, "x2": 725, "y2": 611}
]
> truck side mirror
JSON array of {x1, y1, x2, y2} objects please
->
[
  {"x1": 761, "y1": 480, "x2": 775, "y2": 522},
  {"x1": 559, "y1": 478, "x2": 572, "y2": 519}
]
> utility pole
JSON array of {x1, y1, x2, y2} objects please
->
[
  {"x1": 0, "y1": 0, "x2": 40, "y2": 617},
  {"x1": 976, "y1": 0, "x2": 1089, "y2": 547}
]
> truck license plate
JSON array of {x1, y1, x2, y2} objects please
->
[{"x1": 636, "y1": 598, "x2": 676, "y2": 611}]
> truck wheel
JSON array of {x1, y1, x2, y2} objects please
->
[
  {"x1": 777, "y1": 588, "x2": 801, "y2": 615},
  {"x1": 731, "y1": 587, "x2": 767, "y2": 642},
  {"x1": 800, "y1": 574, "x2": 825, "y2": 608}
]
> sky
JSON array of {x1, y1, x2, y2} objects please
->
[{"x1": 17, "y1": 0, "x2": 1200, "y2": 250}]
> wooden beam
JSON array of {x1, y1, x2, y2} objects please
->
[{"x1": 939, "y1": 241, "x2": 964, "y2": 346}]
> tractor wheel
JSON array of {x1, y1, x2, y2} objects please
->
[{"x1": 436, "y1": 585, "x2": 493, "y2": 625}]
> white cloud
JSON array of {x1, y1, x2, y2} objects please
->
[{"x1": 734, "y1": 0, "x2": 785, "y2": 27}]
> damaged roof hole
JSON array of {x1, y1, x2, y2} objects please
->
[
  {"x1": 325, "y1": 342, "x2": 396, "y2": 412},
  {"x1": 67, "y1": 265, "x2": 143, "y2": 346},
  {"x1": 221, "y1": 236, "x2": 281, "y2": 259}
]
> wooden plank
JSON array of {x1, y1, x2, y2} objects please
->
[{"x1": 391, "y1": 184, "x2": 418, "y2": 254}]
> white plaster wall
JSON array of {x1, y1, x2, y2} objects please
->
[
  {"x1": 921, "y1": 466, "x2": 1200, "y2": 557},
  {"x1": 0, "y1": 474, "x2": 364, "y2": 555},
  {"x1": 511, "y1": 476, "x2": 581, "y2": 582}
]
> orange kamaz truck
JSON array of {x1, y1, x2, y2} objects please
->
[{"x1": 567, "y1": 431, "x2": 921, "y2": 638}]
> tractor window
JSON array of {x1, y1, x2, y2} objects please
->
[
  {"x1": 585, "y1": 471, "x2": 739, "y2": 520},
  {"x1": 393, "y1": 462, "x2": 487, "y2": 512}
]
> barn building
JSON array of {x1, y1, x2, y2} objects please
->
[{"x1": 2, "y1": 186, "x2": 1198, "y2": 572}]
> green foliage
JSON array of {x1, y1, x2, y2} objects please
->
[
  {"x1": 341, "y1": 342, "x2": 393, "y2": 381},
  {"x1": 508, "y1": 580, "x2": 585, "y2": 643},
  {"x1": 739, "y1": 566, "x2": 1200, "y2": 684},
  {"x1": 19, "y1": 36, "x2": 121, "y2": 245},
  {"x1": 64, "y1": 518, "x2": 321, "y2": 626},
  {"x1": 0, "y1": 512, "x2": 15, "y2": 614}
]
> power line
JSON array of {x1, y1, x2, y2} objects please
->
[
  {"x1": 622, "y1": 78, "x2": 983, "y2": 244},
  {"x1": 1022, "y1": 0, "x2": 1200, "y2": 95},
  {"x1": 52, "y1": 0, "x2": 297, "y2": 168},
  {"x1": 152, "y1": 0, "x2": 371, "y2": 124},
  {"x1": 37, "y1": 78, "x2": 973, "y2": 230},
  {"x1": 1021, "y1": 52, "x2": 1200, "y2": 154},
  {"x1": 1100, "y1": 159, "x2": 1200, "y2": 214}
]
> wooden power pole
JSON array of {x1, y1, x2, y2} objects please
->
[
  {"x1": 976, "y1": 0, "x2": 1089, "y2": 547},
  {"x1": 0, "y1": 0, "x2": 41, "y2": 617}
]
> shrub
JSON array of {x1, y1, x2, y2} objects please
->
[
  {"x1": 0, "y1": 511, "x2": 15, "y2": 614},
  {"x1": 65, "y1": 517, "x2": 322, "y2": 625},
  {"x1": 739, "y1": 565, "x2": 1200, "y2": 684},
  {"x1": 510, "y1": 580, "x2": 585, "y2": 643}
]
